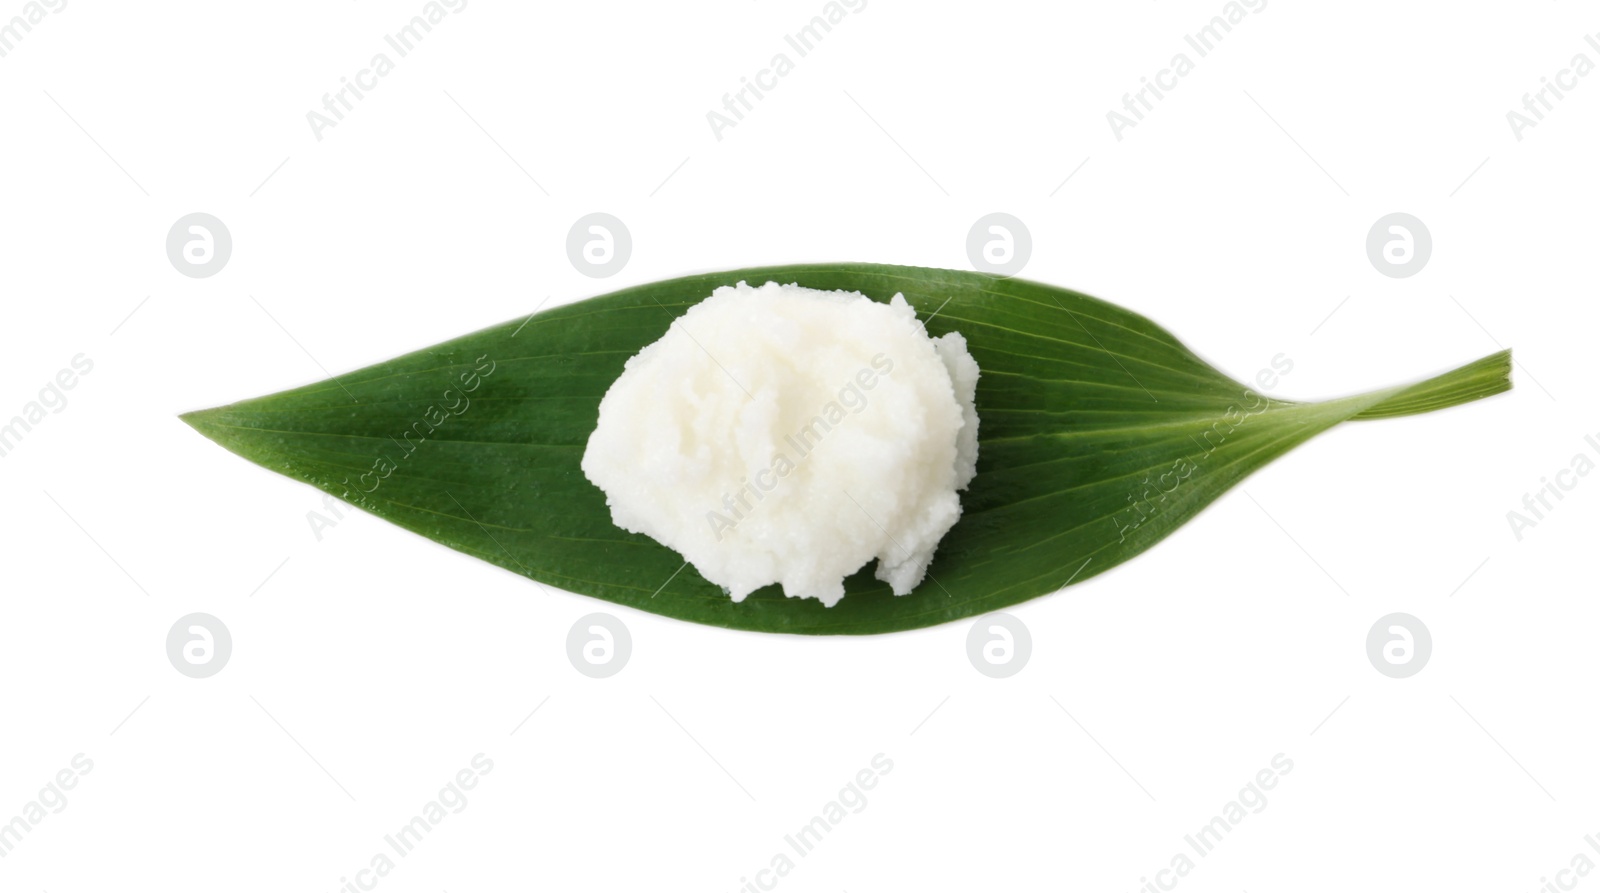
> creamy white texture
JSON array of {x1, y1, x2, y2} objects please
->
[{"x1": 580, "y1": 281, "x2": 980, "y2": 607}]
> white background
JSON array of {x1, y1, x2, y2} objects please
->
[{"x1": 2, "y1": 1, "x2": 1597, "y2": 890}]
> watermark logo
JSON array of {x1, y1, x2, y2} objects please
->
[
  {"x1": 567, "y1": 612, "x2": 631, "y2": 678},
  {"x1": 1505, "y1": 32, "x2": 1600, "y2": 142},
  {"x1": 707, "y1": 355, "x2": 893, "y2": 541},
  {"x1": 308, "y1": 491, "x2": 354, "y2": 542},
  {"x1": 1131, "y1": 754, "x2": 1293, "y2": 890},
  {"x1": 1105, "y1": 0, "x2": 1269, "y2": 141},
  {"x1": 166, "y1": 613, "x2": 232, "y2": 679},
  {"x1": 1110, "y1": 354, "x2": 1293, "y2": 543},
  {"x1": 966, "y1": 213, "x2": 1031, "y2": 278},
  {"x1": 1366, "y1": 612, "x2": 1431, "y2": 679},
  {"x1": 704, "y1": 0, "x2": 869, "y2": 142},
  {"x1": 304, "y1": 0, "x2": 469, "y2": 142},
  {"x1": 0, "y1": 0, "x2": 68, "y2": 62},
  {"x1": 1506, "y1": 432, "x2": 1599, "y2": 541},
  {"x1": 338, "y1": 354, "x2": 495, "y2": 498},
  {"x1": 966, "y1": 612, "x2": 1031, "y2": 678},
  {"x1": 1365, "y1": 213, "x2": 1431, "y2": 279},
  {"x1": 1526, "y1": 834, "x2": 1600, "y2": 893},
  {"x1": 0, "y1": 753, "x2": 93, "y2": 859},
  {"x1": 330, "y1": 753, "x2": 493, "y2": 889},
  {"x1": 733, "y1": 753, "x2": 892, "y2": 891},
  {"x1": 166, "y1": 213, "x2": 232, "y2": 278},
  {"x1": 566, "y1": 213, "x2": 631, "y2": 279},
  {"x1": 0, "y1": 353, "x2": 92, "y2": 460}
]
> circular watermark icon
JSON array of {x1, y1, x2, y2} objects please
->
[
  {"x1": 166, "y1": 613, "x2": 233, "y2": 679},
  {"x1": 1366, "y1": 612, "x2": 1432, "y2": 679},
  {"x1": 1365, "y1": 213, "x2": 1431, "y2": 279},
  {"x1": 966, "y1": 212, "x2": 1032, "y2": 278},
  {"x1": 566, "y1": 612, "x2": 631, "y2": 678},
  {"x1": 966, "y1": 612, "x2": 1031, "y2": 678},
  {"x1": 566, "y1": 213, "x2": 631, "y2": 279},
  {"x1": 166, "y1": 213, "x2": 233, "y2": 278}
]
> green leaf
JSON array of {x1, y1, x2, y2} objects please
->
[{"x1": 182, "y1": 264, "x2": 1510, "y2": 634}]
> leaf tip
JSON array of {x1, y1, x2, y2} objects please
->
[
  {"x1": 1351, "y1": 348, "x2": 1514, "y2": 420},
  {"x1": 179, "y1": 406, "x2": 228, "y2": 444}
]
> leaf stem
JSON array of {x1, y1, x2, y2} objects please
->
[{"x1": 1348, "y1": 349, "x2": 1512, "y2": 420}]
